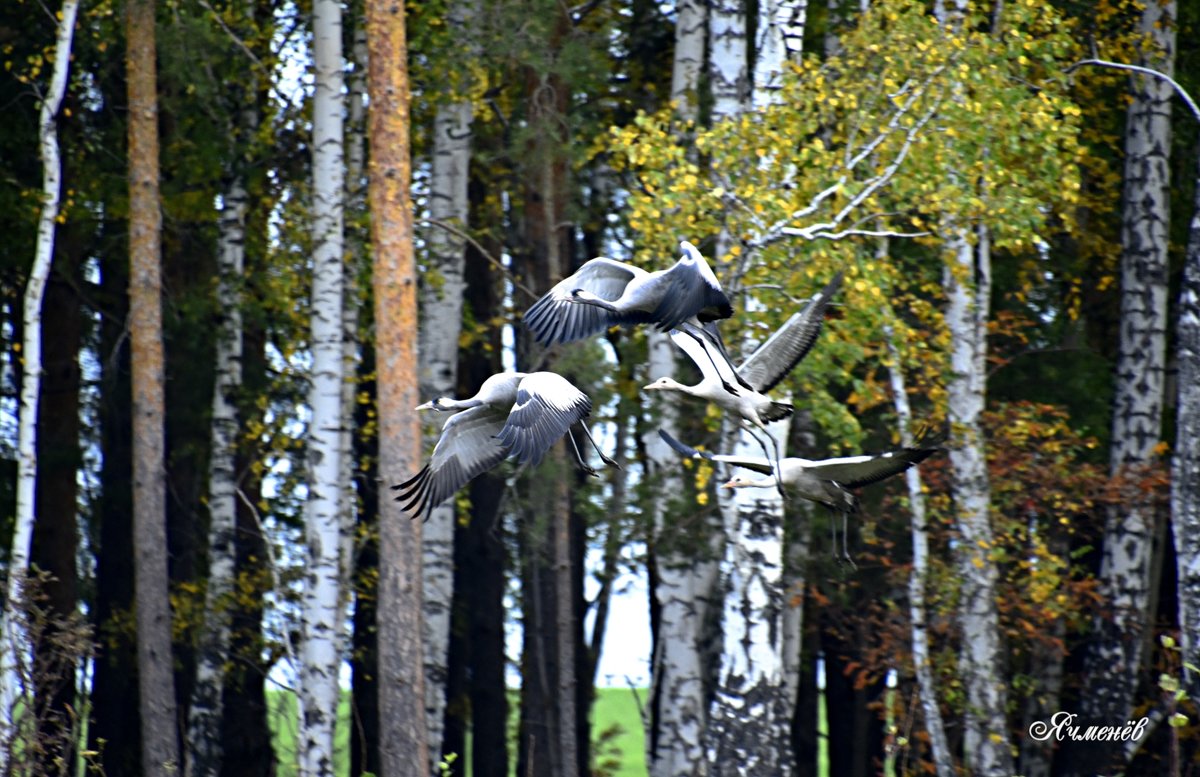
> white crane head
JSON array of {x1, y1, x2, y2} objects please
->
[
  {"x1": 642, "y1": 376, "x2": 688, "y2": 392},
  {"x1": 416, "y1": 397, "x2": 452, "y2": 411}
]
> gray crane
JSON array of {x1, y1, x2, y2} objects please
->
[{"x1": 395, "y1": 371, "x2": 616, "y2": 520}]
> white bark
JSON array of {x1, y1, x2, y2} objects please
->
[
  {"x1": 420, "y1": 2, "x2": 474, "y2": 756},
  {"x1": 299, "y1": 1, "x2": 347, "y2": 774},
  {"x1": 706, "y1": 412, "x2": 793, "y2": 776},
  {"x1": 185, "y1": 175, "x2": 247, "y2": 777},
  {"x1": 753, "y1": 0, "x2": 808, "y2": 109},
  {"x1": 709, "y1": 0, "x2": 749, "y2": 119},
  {"x1": 0, "y1": 0, "x2": 79, "y2": 762},
  {"x1": 943, "y1": 226, "x2": 1012, "y2": 777},
  {"x1": 883, "y1": 318, "x2": 953, "y2": 777},
  {"x1": 672, "y1": 0, "x2": 707, "y2": 117},
  {"x1": 646, "y1": 331, "x2": 721, "y2": 777},
  {"x1": 1175, "y1": 147, "x2": 1200, "y2": 702},
  {"x1": 1079, "y1": 1, "x2": 1175, "y2": 760}
]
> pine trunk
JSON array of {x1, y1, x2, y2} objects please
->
[
  {"x1": 1175, "y1": 143, "x2": 1200, "y2": 705},
  {"x1": 943, "y1": 228, "x2": 1012, "y2": 776},
  {"x1": 0, "y1": 2, "x2": 79, "y2": 757},
  {"x1": 1074, "y1": 4, "x2": 1174, "y2": 773},
  {"x1": 367, "y1": 0, "x2": 430, "y2": 770},
  {"x1": 457, "y1": 229, "x2": 509, "y2": 777},
  {"x1": 420, "y1": 0, "x2": 474, "y2": 753},
  {"x1": 127, "y1": 0, "x2": 181, "y2": 773},
  {"x1": 298, "y1": 1, "x2": 348, "y2": 773}
]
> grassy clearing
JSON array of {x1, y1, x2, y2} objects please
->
[{"x1": 267, "y1": 687, "x2": 647, "y2": 776}]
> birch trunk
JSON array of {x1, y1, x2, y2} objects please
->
[
  {"x1": 0, "y1": 0, "x2": 78, "y2": 760},
  {"x1": 648, "y1": 11, "x2": 717, "y2": 774},
  {"x1": 943, "y1": 227, "x2": 1012, "y2": 776},
  {"x1": 706, "y1": 414, "x2": 794, "y2": 777},
  {"x1": 184, "y1": 173, "x2": 247, "y2": 777},
  {"x1": 367, "y1": 0, "x2": 431, "y2": 770},
  {"x1": 299, "y1": 1, "x2": 347, "y2": 774},
  {"x1": 753, "y1": 0, "x2": 808, "y2": 109},
  {"x1": 646, "y1": 330, "x2": 720, "y2": 777},
  {"x1": 127, "y1": 1, "x2": 182, "y2": 774},
  {"x1": 671, "y1": 0, "x2": 707, "y2": 117},
  {"x1": 883, "y1": 318, "x2": 954, "y2": 777},
  {"x1": 1075, "y1": 4, "x2": 1175, "y2": 772},
  {"x1": 420, "y1": 2, "x2": 475, "y2": 759},
  {"x1": 1175, "y1": 144, "x2": 1200, "y2": 704},
  {"x1": 709, "y1": 0, "x2": 749, "y2": 119}
]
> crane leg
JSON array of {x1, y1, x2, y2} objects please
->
[
  {"x1": 741, "y1": 423, "x2": 786, "y2": 496},
  {"x1": 566, "y1": 430, "x2": 600, "y2": 477},
  {"x1": 578, "y1": 422, "x2": 620, "y2": 469}
]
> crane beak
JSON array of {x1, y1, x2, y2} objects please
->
[
  {"x1": 642, "y1": 383, "x2": 659, "y2": 391},
  {"x1": 720, "y1": 479, "x2": 735, "y2": 489},
  {"x1": 415, "y1": 400, "x2": 435, "y2": 411}
]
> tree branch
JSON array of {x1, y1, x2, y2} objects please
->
[
  {"x1": 418, "y1": 218, "x2": 540, "y2": 301},
  {"x1": 1066, "y1": 58, "x2": 1200, "y2": 124}
]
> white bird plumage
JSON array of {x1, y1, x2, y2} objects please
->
[
  {"x1": 643, "y1": 272, "x2": 844, "y2": 489},
  {"x1": 658, "y1": 428, "x2": 941, "y2": 562},
  {"x1": 394, "y1": 372, "x2": 615, "y2": 520},
  {"x1": 523, "y1": 241, "x2": 734, "y2": 346}
]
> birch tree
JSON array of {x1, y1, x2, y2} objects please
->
[
  {"x1": 0, "y1": 0, "x2": 79, "y2": 763},
  {"x1": 419, "y1": 0, "x2": 476, "y2": 762},
  {"x1": 1075, "y1": 2, "x2": 1176, "y2": 772},
  {"x1": 367, "y1": 0, "x2": 430, "y2": 770},
  {"x1": 646, "y1": 6, "x2": 715, "y2": 775},
  {"x1": 1176, "y1": 146, "x2": 1200, "y2": 703},
  {"x1": 185, "y1": 122, "x2": 250, "y2": 777},
  {"x1": 883, "y1": 297, "x2": 953, "y2": 777},
  {"x1": 298, "y1": 0, "x2": 348, "y2": 773},
  {"x1": 127, "y1": 1, "x2": 181, "y2": 774}
]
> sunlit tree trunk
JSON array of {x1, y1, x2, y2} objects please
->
[
  {"x1": 1074, "y1": 4, "x2": 1175, "y2": 774},
  {"x1": 185, "y1": 168, "x2": 247, "y2": 777},
  {"x1": 0, "y1": 1, "x2": 78, "y2": 763},
  {"x1": 127, "y1": 1, "x2": 181, "y2": 774},
  {"x1": 367, "y1": 0, "x2": 431, "y2": 771},
  {"x1": 1175, "y1": 147, "x2": 1200, "y2": 703},
  {"x1": 420, "y1": 1, "x2": 475, "y2": 761},
  {"x1": 298, "y1": 0, "x2": 348, "y2": 774}
]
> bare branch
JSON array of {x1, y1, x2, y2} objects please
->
[
  {"x1": 235, "y1": 488, "x2": 298, "y2": 693},
  {"x1": 418, "y1": 218, "x2": 540, "y2": 301},
  {"x1": 1067, "y1": 58, "x2": 1200, "y2": 124}
]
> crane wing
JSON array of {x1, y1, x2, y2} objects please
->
[
  {"x1": 523, "y1": 257, "x2": 647, "y2": 345},
  {"x1": 650, "y1": 244, "x2": 734, "y2": 331},
  {"x1": 393, "y1": 405, "x2": 510, "y2": 521},
  {"x1": 495, "y1": 372, "x2": 593, "y2": 467},
  {"x1": 738, "y1": 271, "x2": 843, "y2": 393},
  {"x1": 804, "y1": 445, "x2": 937, "y2": 488}
]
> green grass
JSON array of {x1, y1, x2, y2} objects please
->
[
  {"x1": 266, "y1": 687, "x2": 646, "y2": 777},
  {"x1": 265, "y1": 685, "x2": 826, "y2": 777}
]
